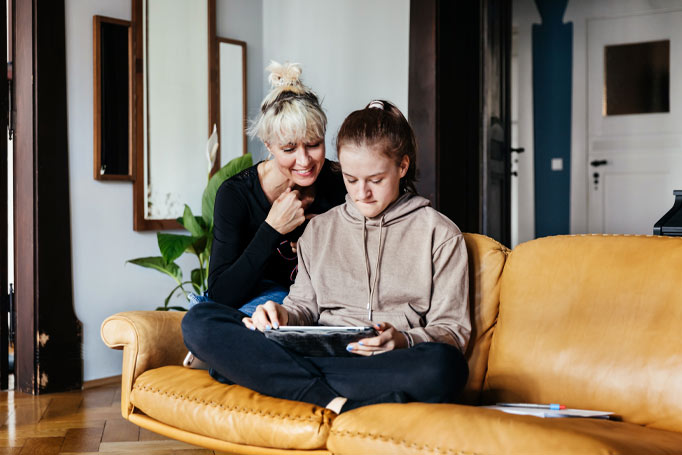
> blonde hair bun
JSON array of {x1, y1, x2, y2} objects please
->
[
  {"x1": 248, "y1": 61, "x2": 327, "y2": 144},
  {"x1": 266, "y1": 61, "x2": 304, "y2": 93}
]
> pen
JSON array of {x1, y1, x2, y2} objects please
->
[{"x1": 497, "y1": 403, "x2": 566, "y2": 410}]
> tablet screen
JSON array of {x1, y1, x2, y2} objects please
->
[{"x1": 264, "y1": 326, "x2": 377, "y2": 357}]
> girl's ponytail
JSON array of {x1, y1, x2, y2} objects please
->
[{"x1": 336, "y1": 100, "x2": 418, "y2": 194}]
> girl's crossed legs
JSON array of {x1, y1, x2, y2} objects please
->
[{"x1": 182, "y1": 302, "x2": 469, "y2": 409}]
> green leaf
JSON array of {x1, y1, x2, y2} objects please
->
[
  {"x1": 164, "y1": 281, "x2": 192, "y2": 308},
  {"x1": 187, "y1": 236, "x2": 208, "y2": 257},
  {"x1": 157, "y1": 233, "x2": 197, "y2": 264},
  {"x1": 126, "y1": 257, "x2": 183, "y2": 283},
  {"x1": 183, "y1": 205, "x2": 205, "y2": 237},
  {"x1": 164, "y1": 288, "x2": 177, "y2": 308},
  {"x1": 166, "y1": 306, "x2": 188, "y2": 312},
  {"x1": 191, "y1": 268, "x2": 202, "y2": 294},
  {"x1": 205, "y1": 232, "x2": 213, "y2": 256},
  {"x1": 196, "y1": 216, "x2": 208, "y2": 230},
  {"x1": 176, "y1": 214, "x2": 206, "y2": 231},
  {"x1": 156, "y1": 305, "x2": 187, "y2": 311},
  {"x1": 200, "y1": 234, "x2": 213, "y2": 277},
  {"x1": 202, "y1": 153, "x2": 253, "y2": 226}
]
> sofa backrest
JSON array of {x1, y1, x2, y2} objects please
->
[
  {"x1": 460, "y1": 233, "x2": 509, "y2": 404},
  {"x1": 484, "y1": 234, "x2": 682, "y2": 432}
]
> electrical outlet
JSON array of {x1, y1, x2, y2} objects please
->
[{"x1": 551, "y1": 158, "x2": 563, "y2": 171}]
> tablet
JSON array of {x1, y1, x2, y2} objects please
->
[
  {"x1": 264, "y1": 326, "x2": 377, "y2": 357},
  {"x1": 276, "y1": 326, "x2": 373, "y2": 333}
]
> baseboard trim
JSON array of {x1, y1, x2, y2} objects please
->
[{"x1": 83, "y1": 375, "x2": 121, "y2": 389}]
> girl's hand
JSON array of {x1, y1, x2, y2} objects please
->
[
  {"x1": 346, "y1": 322, "x2": 409, "y2": 356},
  {"x1": 242, "y1": 300, "x2": 289, "y2": 332},
  {"x1": 265, "y1": 187, "x2": 305, "y2": 234}
]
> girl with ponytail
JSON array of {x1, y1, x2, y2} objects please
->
[{"x1": 185, "y1": 100, "x2": 470, "y2": 413}]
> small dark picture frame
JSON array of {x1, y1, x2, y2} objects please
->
[{"x1": 93, "y1": 15, "x2": 134, "y2": 181}]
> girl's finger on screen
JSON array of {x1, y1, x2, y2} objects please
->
[
  {"x1": 263, "y1": 302, "x2": 280, "y2": 329},
  {"x1": 252, "y1": 307, "x2": 269, "y2": 331}
]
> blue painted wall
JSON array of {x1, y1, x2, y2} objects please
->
[{"x1": 532, "y1": 0, "x2": 572, "y2": 237}]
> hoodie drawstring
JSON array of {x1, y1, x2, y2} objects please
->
[{"x1": 362, "y1": 216, "x2": 385, "y2": 321}]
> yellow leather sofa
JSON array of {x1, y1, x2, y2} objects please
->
[{"x1": 101, "y1": 234, "x2": 682, "y2": 454}]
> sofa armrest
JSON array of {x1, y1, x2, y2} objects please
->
[{"x1": 101, "y1": 311, "x2": 187, "y2": 418}]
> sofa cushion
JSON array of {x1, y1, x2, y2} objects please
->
[
  {"x1": 327, "y1": 403, "x2": 682, "y2": 455},
  {"x1": 486, "y1": 234, "x2": 682, "y2": 432},
  {"x1": 460, "y1": 233, "x2": 509, "y2": 404},
  {"x1": 129, "y1": 366, "x2": 335, "y2": 450}
]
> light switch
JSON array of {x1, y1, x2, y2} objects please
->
[{"x1": 551, "y1": 158, "x2": 563, "y2": 171}]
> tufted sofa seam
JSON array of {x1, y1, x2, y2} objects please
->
[
  {"x1": 133, "y1": 384, "x2": 331, "y2": 424},
  {"x1": 329, "y1": 429, "x2": 484, "y2": 455}
]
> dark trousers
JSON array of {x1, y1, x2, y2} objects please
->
[{"x1": 182, "y1": 302, "x2": 469, "y2": 408}]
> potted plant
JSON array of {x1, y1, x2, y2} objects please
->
[{"x1": 128, "y1": 141, "x2": 252, "y2": 310}]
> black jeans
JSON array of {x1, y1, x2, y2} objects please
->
[{"x1": 182, "y1": 302, "x2": 469, "y2": 408}]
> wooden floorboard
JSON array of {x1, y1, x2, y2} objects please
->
[
  {"x1": 138, "y1": 428, "x2": 169, "y2": 441},
  {"x1": 0, "y1": 380, "x2": 222, "y2": 454},
  {"x1": 100, "y1": 421, "x2": 139, "y2": 444},
  {"x1": 60, "y1": 428, "x2": 103, "y2": 453},
  {"x1": 19, "y1": 437, "x2": 63, "y2": 455}
]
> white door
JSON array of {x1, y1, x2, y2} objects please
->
[{"x1": 587, "y1": 11, "x2": 682, "y2": 235}]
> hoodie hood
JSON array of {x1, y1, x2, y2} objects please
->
[
  {"x1": 341, "y1": 192, "x2": 431, "y2": 226},
  {"x1": 339, "y1": 192, "x2": 431, "y2": 321}
]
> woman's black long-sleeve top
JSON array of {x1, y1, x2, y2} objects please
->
[{"x1": 207, "y1": 159, "x2": 346, "y2": 308}]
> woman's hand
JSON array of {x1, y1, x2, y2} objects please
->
[
  {"x1": 242, "y1": 300, "x2": 289, "y2": 332},
  {"x1": 265, "y1": 187, "x2": 305, "y2": 234},
  {"x1": 346, "y1": 322, "x2": 409, "y2": 356}
]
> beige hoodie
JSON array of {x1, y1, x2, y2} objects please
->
[{"x1": 283, "y1": 193, "x2": 471, "y2": 352}]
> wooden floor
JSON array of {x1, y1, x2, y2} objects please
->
[{"x1": 0, "y1": 377, "x2": 229, "y2": 455}]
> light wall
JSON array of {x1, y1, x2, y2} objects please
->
[
  {"x1": 262, "y1": 0, "x2": 410, "y2": 161},
  {"x1": 216, "y1": 0, "x2": 264, "y2": 158},
  {"x1": 65, "y1": 0, "x2": 409, "y2": 380}
]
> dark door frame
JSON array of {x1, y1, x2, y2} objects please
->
[
  {"x1": 14, "y1": 0, "x2": 82, "y2": 394},
  {"x1": 409, "y1": 0, "x2": 512, "y2": 246},
  {"x1": 0, "y1": 0, "x2": 8, "y2": 391}
]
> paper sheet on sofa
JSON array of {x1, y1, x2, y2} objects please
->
[{"x1": 481, "y1": 405, "x2": 613, "y2": 419}]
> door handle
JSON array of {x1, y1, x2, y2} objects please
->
[
  {"x1": 511, "y1": 147, "x2": 525, "y2": 154},
  {"x1": 590, "y1": 159, "x2": 608, "y2": 167}
]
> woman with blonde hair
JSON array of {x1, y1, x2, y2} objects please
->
[
  {"x1": 183, "y1": 61, "x2": 346, "y2": 378},
  {"x1": 196, "y1": 61, "x2": 346, "y2": 316}
]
